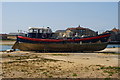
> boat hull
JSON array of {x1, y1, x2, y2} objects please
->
[
  {"x1": 12, "y1": 42, "x2": 108, "y2": 52},
  {"x1": 12, "y1": 33, "x2": 111, "y2": 52}
]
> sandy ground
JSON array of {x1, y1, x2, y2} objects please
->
[
  {"x1": 0, "y1": 40, "x2": 119, "y2": 78},
  {"x1": 0, "y1": 49, "x2": 119, "y2": 79}
]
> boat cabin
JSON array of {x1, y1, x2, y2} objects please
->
[{"x1": 28, "y1": 27, "x2": 53, "y2": 38}]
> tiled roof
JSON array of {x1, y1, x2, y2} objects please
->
[
  {"x1": 111, "y1": 28, "x2": 120, "y2": 32},
  {"x1": 66, "y1": 26, "x2": 92, "y2": 31}
]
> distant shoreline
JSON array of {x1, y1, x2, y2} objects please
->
[{"x1": 0, "y1": 40, "x2": 16, "y2": 45}]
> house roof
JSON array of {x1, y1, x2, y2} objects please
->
[
  {"x1": 0, "y1": 34, "x2": 7, "y2": 36},
  {"x1": 111, "y1": 28, "x2": 120, "y2": 32},
  {"x1": 66, "y1": 25, "x2": 94, "y2": 32},
  {"x1": 67, "y1": 26, "x2": 86, "y2": 30}
]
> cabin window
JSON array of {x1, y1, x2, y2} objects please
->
[
  {"x1": 38, "y1": 29, "x2": 42, "y2": 33},
  {"x1": 29, "y1": 29, "x2": 33, "y2": 33},
  {"x1": 43, "y1": 29, "x2": 47, "y2": 33},
  {"x1": 28, "y1": 27, "x2": 52, "y2": 33},
  {"x1": 33, "y1": 29, "x2": 37, "y2": 33}
]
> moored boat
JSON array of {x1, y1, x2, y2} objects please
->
[{"x1": 12, "y1": 27, "x2": 111, "y2": 52}]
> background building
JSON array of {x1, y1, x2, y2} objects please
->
[
  {"x1": 7, "y1": 32, "x2": 26, "y2": 40},
  {"x1": 55, "y1": 30, "x2": 66, "y2": 38},
  {"x1": 55, "y1": 25, "x2": 97, "y2": 38},
  {"x1": 104, "y1": 28, "x2": 120, "y2": 42},
  {"x1": 0, "y1": 34, "x2": 8, "y2": 40}
]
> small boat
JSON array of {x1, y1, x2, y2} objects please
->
[{"x1": 12, "y1": 27, "x2": 111, "y2": 52}]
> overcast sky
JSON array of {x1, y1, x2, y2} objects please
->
[{"x1": 2, "y1": 2, "x2": 118, "y2": 33}]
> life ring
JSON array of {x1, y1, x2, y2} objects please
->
[{"x1": 42, "y1": 33, "x2": 47, "y2": 38}]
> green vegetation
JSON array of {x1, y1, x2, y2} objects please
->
[
  {"x1": 99, "y1": 53, "x2": 120, "y2": 55},
  {"x1": 0, "y1": 39, "x2": 16, "y2": 41},
  {"x1": 41, "y1": 58, "x2": 62, "y2": 62},
  {"x1": 97, "y1": 65, "x2": 120, "y2": 77},
  {"x1": 104, "y1": 78, "x2": 111, "y2": 80},
  {"x1": 51, "y1": 54, "x2": 69, "y2": 56},
  {"x1": 48, "y1": 75, "x2": 53, "y2": 78},
  {"x1": 100, "y1": 66, "x2": 120, "y2": 70},
  {"x1": 1, "y1": 44, "x2": 14, "y2": 45},
  {"x1": 43, "y1": 72, "x2": 48, "y2": 75},
  {"x1": 72, "y1": 73, "x2": 77, "y2": 76}
]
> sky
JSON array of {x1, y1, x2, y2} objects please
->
[{"x1": 2, "y1": 2, "x2": 118, "y2": 33}]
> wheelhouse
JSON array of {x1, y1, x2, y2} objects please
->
[{"x1": 28, "y1": 27, "x2": 53, "y2": 39}]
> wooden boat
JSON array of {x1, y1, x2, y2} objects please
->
[{"x1": 12, "y1": 27, "x2": 111, "y2": 52}]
